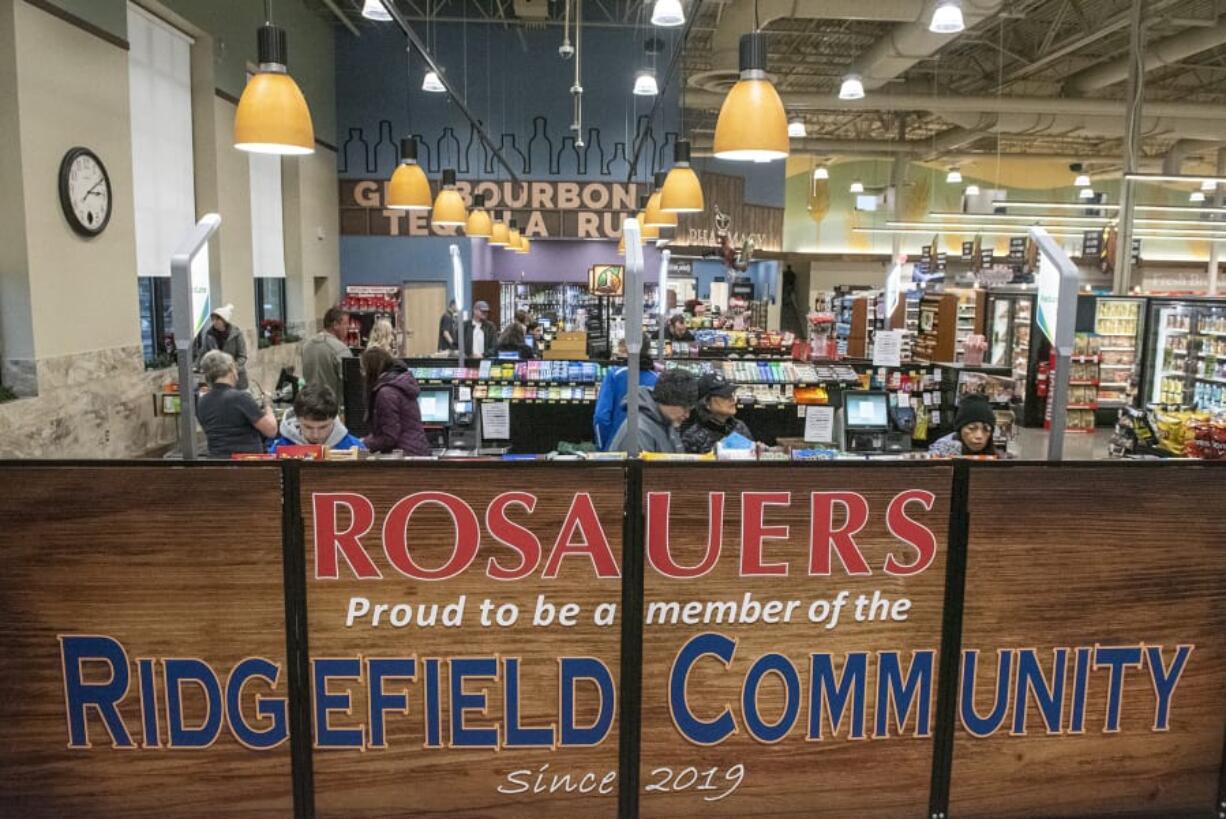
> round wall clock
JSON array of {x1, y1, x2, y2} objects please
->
[{"x1": 58, "y1": 147, "x2": 112, "y2": 238}]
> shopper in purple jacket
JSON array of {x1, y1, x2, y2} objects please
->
[{"x1": 360, "y1": 347, "x2": 431, "y2": 456}]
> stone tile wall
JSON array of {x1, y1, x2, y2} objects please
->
[{"x1": 0, "y1": 337, "x2": 309, "y2": 459}]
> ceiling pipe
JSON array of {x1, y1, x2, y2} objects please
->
[
  {"x1": 846, "y1": 0, "x2": 1007, "y2": 90},
  {"x1": 698, "y1": 0, "x2": 926, "y2": 83},
  {"x1": 684, "y1": 89, "x2": 1226, "y2": 121},
  {"x1": 1066, "y1": 17, "x2": 1226, "y2": 93},
  {"x1": 940, "y1": 111, "x2": 1226, "y2": 142}
]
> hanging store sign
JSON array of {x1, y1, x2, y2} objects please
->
[
  {"x1": 342, "y1": 179, "x2": 645, "y2": 240},
  {"x1": 589, "y1": 264, "x2": 625, "y2": 296}
]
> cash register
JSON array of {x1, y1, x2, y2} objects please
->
[
  {"x1": 417, "y1": 387, "x2": 453, "y2": 452},
  {"x1": 841, "y1": 391, "x2": 911, "y2": 455}
]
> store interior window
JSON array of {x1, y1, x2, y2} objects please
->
[
  {"x1": 139, "y1": 277, "x2": 175, "y2": 367},
  {"x1": 255, "y1": 278, "x2": 288, "y2": 346},
  {"x1": 127, "y1": 3, "x2": 196, "y2": 365}
]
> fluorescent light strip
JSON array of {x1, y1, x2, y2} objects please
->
[
  {"x1": 928, "y1": 212, "x2": 1111, "y2": 224},
  {"x1": 929, "y1": 211, "x2": 1226, "y2": 228},
  {"x1": 993, "y1": 201, "x2": 1119, "y2": 211},
  {"x1": 877, "y1": 223, "x2": 1226, "y2": 240},
  {"x1": 1125, "y1": 173, "x2": 1226, "y2": 184}
]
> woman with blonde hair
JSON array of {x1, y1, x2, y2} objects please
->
[{"x1": 366, "y1": 318, "x2": 397, "y2": 354}]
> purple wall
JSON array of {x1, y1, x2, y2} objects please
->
[{"x1": 482, "y1": 239, "x2": 666, "y2": 283}]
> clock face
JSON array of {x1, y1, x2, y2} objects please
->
[{"x1": 59, "y1": 148, "x2": 112, "y2": 237}]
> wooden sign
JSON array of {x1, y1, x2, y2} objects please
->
[
  {"x1": 301, "y1": 464, "x2": 626, "y2": 817},
  {"x1": 0, "y1": 465, "x2": 292, "y2": 816},
  {"x1": 638, "y1": 465, "x2": 952, "y2": 817},
  {"x1": 949, "y1": 465, "x2": 1226, "y2": 817}
]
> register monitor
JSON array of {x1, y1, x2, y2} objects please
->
[
  {"x1": 841, "y1": 391, "x2": 910, "y2": 455},
  {"x1": 417, "y1": 387, "x2": 453, "y2": 451}
]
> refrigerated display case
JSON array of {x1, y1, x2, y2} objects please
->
[
  {"x1": 1094, "y1": 296, "x2": 1145, "y2": 412},
  {"x1": 1142, "y1": 298, "x2": 1226, "y2": 411},
  {"x1": 986, "y1": 290, "x2": 1046, "y2": 426}
]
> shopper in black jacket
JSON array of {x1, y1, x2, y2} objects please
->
[{"x1": 682, "y1": 372, "x2": 753, "y2": 454}]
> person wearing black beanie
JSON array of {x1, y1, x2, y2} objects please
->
[{"x1": 929, "y1": 393, "x2": 997, "y2": 457}]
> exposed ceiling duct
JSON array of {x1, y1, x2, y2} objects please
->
[
  {"x1": 939, "y1": 112, "x2": 1226, "y2": 143},
  {"x1": 684, "y1": 90, "x2": 1226, "y2": 122},
  {"x1": 1065, "y1": 17, "x2": 1226, "y2": 93},
  {"x1": 690, "y1": 0, "x2": 996, "y2": 93}
]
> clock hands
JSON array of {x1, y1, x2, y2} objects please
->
[{"x1": 84, "y1": 177, "x2": 106, "y2": 197}]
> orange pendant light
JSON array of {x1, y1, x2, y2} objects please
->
[
  {"x1": 234, "y1": 24, "x2": 314, "y2": 155},
  {"x1": 516, "y1": 234, "x2": 530, "y2": 254},
  {"x1": 386, "y1": 138, "x2": 432, "y2": 210},
  {"x1": 637, "y1": 195, "x2": 660, "y2": 243},
  {"x1": 506, "y1": 218, "x2": 522, "y2": 250},
  {"x1": 465, "y1": 193, "x2": 492, "y2": 237},
  {"x1": 713, "y1": 33, "x2": 788, "y2": 162},
  {"x1": 489, "y1": 217, "x2": 510, "y2": 246},
  {"x1": 617, "y1": 236, "x2": 626, "y2": 255},
  {"x1": 661, "y1": 139, "x2": 704, "y2": 213},
  {"x1": 431, "y1": 168, "x2": 467, "y2": 227},
  {"x1": 644, "y1": 171, "x2": 678, "y2": 229}
]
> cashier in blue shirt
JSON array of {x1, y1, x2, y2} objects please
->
[{"x1": 593, "y1": 348, "x2": 658, "y2": 451}]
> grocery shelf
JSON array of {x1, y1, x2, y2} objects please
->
[
  {"x1": 1099, "y1": 347, "x2": 1136, "y2": 352},
  {"x1": 1195, "y1": 375, "x2": 1226, "y2": 385},
  {"x1": 1100, "y1": 382, "x2": 1130, "y2": 388}
]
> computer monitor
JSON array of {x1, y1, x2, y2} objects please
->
[
  {"x1": 844, "y1": 391, "x2": 889, "y2": 430},
  {"x1": 497, "y1": 350, "x2": 522, "y2": 360},
  {"x1": 417, "y1": 387, "x2": 452, "y2": 426}
]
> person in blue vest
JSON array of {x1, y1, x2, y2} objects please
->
[
  {"x1": 268, "y1": 383, "x2": 365, "y2": 453},
  {"x1": 593, "y1": 347, "x2": 659, "y2": 451}
]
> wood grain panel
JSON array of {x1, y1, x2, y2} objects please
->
[
  {"x1": 675, "y1": 172, "x2": 785, "y2": 252},
  {"x1": 951, "y1": 465, "x2": 1226, "y2": 817},
  {"x1": 0, "y1": 465, "x2": 291, "y2": 818},
  {"x1": 302, "y1": 464, "x2": 625, "y2": 818},
  {"x1": 640, "y1": 465, "x2": 952, "y2": 818}
]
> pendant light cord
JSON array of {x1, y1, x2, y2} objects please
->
[{"x1": 264, "y1": 0, "x2": 272, "y2": 24}]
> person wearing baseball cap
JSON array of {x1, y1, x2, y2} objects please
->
[
  {"x1": 610, "y1": 368, "x2": 698, "y2": 454},
  {"x1": 681, "y1": 371, "x2": 753, "y2": 454},
  {"x1": 464, "y1": 300, "x2": 498, "y2": 358},
  {"x1": 929, "y1": 393, "x2": 997, "y2": 457}
]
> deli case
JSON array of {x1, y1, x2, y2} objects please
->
[
  {"x1": 1141, "y1": 297, "x2": 1226, "y2": 412},
  {"x1": 986, "y1": 289, "x2": 1046, "y2": 426}
]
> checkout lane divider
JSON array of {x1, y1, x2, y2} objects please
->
[
  {"x1": 617, "y1": 460, "x2": 645, "y2": 819},
  {"x1": 280, "y1": 460, "x2": 316, "y2": 819}
]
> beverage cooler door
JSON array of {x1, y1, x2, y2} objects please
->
[
  {"x1": 987, "y1": 297, "x2": 1012, "y2": 368},
  {"x1": 1191, "y1": 301, "x2": 1226, "y2": 411},
  {"x1": 1094, "y1": 297, "x2": 1143, "y2": 410},
  {"x1": 1144, "y1": 300, "x2": 1195, "y2": 407}
]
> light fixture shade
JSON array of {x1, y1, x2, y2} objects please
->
[
  {"x1": 1191, "y1": 190, "x2": 1207, "y2": 203},
  {"x1": 839, "y1": 74, "x2": 865, "y2": 101},
  {"x1": 713, "y1": 34, "x2": 789, "y2": 162},
  {"x1": 651, "y1": 0, "x2": 685, "y2": 27},
  {"x1": 1203, "y1": 179, "x2": 1218, "y2": 191},
  {"x1": 361, "y1": 0, "x2": 392, "y2": 21},
  {"x1": 850, "y1": 180, "x2": 864, "y2": 194},
  {"x1": 636, "y1": 205, "x2": 660, "y2": 242},
  {"x1": 1079, "y1": 187, "x2": 1095, "y2": 199},
  {"x1": 660, "y1": 140, "x2": 705, "y2": 212},
  {"x1": 464, "y1": 194, "x2": 492, "y2": 237},
  {"x1": 633, "y1": 70, "x2": 659, "y2": 96},
  {"x1": 946, "y1": 169, "x2": 963, "y2": 184},
  {"x1": 813, "y1": 166, "x2": 829, "y2": 180},
  {"x1": 489, "y1": 221, "x2": 510, "y2": 246},
  {"x1": 965, "y1": 184, "x2": 981, "y2": 196},
  {"x1": 386, "y1": 139, "x2": 432, "y2": 210},
  {"x1": 234, "y1": 25, "x2": 314, "y2": 155},
  {"x1": 422, "y1": 70, "x2": 446, "y2": 93},
  {"x1": 431, "y1": 169, "x2": 467, "y2": 226},
  {"x1": 1074, "y1": 173, "x2": 1091, "y2": 188},
  {"x1": 788, "y1": 117, "x2": 807, "y2": 138},
  {"x1": 516, "y1": 235, "x2": 530, "y2": 254},
  {"x1": 929, "y1": 0, "x2": 965, "y2": 33},
  {"x1": 617, "y1": 236, "x2": 626, "y2": 255},
  {"x1": 507, "y1": 221, "x2": 522, "y2": 249},
  {"x1": 644, "y1": 174, "x2": 678, "y2": 228}
]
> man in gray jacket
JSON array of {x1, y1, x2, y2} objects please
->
[
  {"x1": 610, "y1": 369, "x2": 698, "y2": 454},
  {"x1": 302, "y1": 306, "x2": 353, "y2": 410}
]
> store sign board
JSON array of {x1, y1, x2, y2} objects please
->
[
  {"x1": 301, "y1": 465, "x2": 625, "y2": 816},
  {"x1": 589, "y1": 265, "x2": 625, "y2": 296},
  {"x1": 0, "y1": 466, "x2": 293, "y2": 816},
  {"x1": 949, "y1": 466, "x2": 1226, "y2": 817},
  {"x1": 639, "y1": 465, "x2": 952, "y2": 817}
]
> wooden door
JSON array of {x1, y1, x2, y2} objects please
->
[{"x1": 401, "y1": 282, "x2": 447, "y2": 357}]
